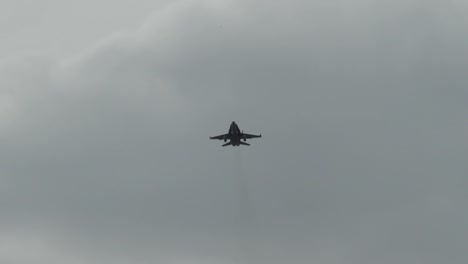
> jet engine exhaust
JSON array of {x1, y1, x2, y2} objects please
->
[{"x1": 233, "y1": 149, "x2": 255, "y2": 264}]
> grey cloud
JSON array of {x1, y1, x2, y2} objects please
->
[{"x1": 1, "y1": 0, "x2": 467, "y2": 263}]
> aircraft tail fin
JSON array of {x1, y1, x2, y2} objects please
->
[
  {"x1": 239, "y1": 142, "x2": 250, "y2": 146},
  {"x1": 222, "y1": 142, "x2": 233, "y2": 147}
]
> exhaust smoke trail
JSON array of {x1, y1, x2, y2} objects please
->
[{"x1": 233, "y1": 148, "x2": 255, "y2": 264}]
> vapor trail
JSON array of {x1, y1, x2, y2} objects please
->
[{"x1": 233, "y1": 148, "x2": 255, "y2": 264}]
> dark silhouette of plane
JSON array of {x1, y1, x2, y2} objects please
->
[{"x1": 210, "y1": 121, "x2": 261, "y2": 147}]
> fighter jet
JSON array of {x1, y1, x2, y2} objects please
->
[{"x1": 210, "y1": 121, "x2": 261, "y2": 147}]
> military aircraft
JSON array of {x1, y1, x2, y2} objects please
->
[{"x1": 210, "y1": 121, "x2": 261, "y2": 147}]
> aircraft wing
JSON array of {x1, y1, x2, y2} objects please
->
[
  {"x1": 210, "y1": 134, "x2": 230, "y2": 140},
  {"x1": 243, "y1": 133, "x2": 262, "y2": 139}
]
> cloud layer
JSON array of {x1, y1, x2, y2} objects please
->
[{"x1": 1, "y1": 0, "x2": 467, "y2": 263}]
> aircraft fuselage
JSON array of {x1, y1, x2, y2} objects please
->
[{"x1": 227, "y1": 122, "x2": 245, "y2": 146}]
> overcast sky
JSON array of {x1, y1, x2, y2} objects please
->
[{"x1": 1, "y1": 0, "x2": 467, "y2": 263}]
